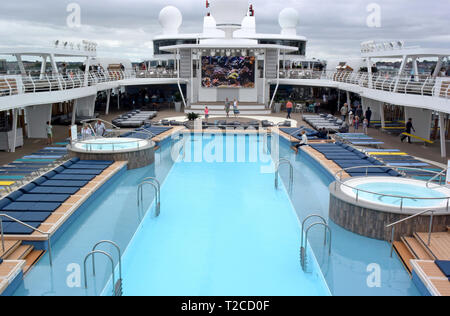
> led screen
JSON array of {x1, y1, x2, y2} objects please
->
[{"x1": 201, "y1": 56, "x2": 255, "y2": 88}]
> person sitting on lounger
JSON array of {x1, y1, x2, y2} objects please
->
[{"x1": 293, "y1": 131, "x2": 309, "y2": 154}]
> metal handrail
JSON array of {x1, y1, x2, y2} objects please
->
[
  {"x1": 426, "y1": 168, "x2": 448, "y2": 188},
  {"x1": 92, "y1": 240, "x2": 122, "y2": 281},
  {"x1": 334, "y1": 165, "x2": 450, "y2": 212},
  {"x1": 274, "y1": 158, "x2": 294, "y2": 194},
  {"x1": 386, "y1": 209, "x2": 435, "y2": 257},
  {"x1": 83, "y1": 250, "x2": 116, "y2": 295},
  {"x1": 300, "y1": 221, "x2": 332, "y2": 272},
  {"x1": 301, "y1": 214, "x2": 327, "y2": 251},
  {"x1": 137, "y1": 178, "x2": 161, "y2": 219},
  {"x1": 0, "y1": 214, "x2": 52, "y2": 265},
  {"x1": 71, "y1": 138, "x2": 149, "y2": 153}
]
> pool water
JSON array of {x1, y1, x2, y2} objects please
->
[
  {"x1": 104, "y1": 134, "x2": 329, "y2": 295},
  {"x1": 12, "y1": 133, "x2": 420, "y2": 296},
  {"x1": 353, "y1": 181, "x2": 448, "y2": 208},
  {"x1": 75, "y1": 138, "x2": 148, "y2": 151}
]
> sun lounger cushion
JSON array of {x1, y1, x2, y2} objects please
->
[
  {"x1": 435, "y1": 261, "x2": 450, "y2": 279},
  {"x1": 0, "y1": 211, "x2": 52, "y2": 223},
  {"x1": 32, "y1": 177, "x2": 47, "y2": 185},
  {"x1": 62, "y1": 161, "x2": 73, "y2": 168},
  {"x1": 40, "y1": 180, "x2": 88, "y2": 187},
  {"x1": 1, "y1": 202, "x2": 61, "y2": 212},
  {"x1": 0, "y1": 199, "x2": 11, "y2": 209},
  {"x1": 29, "y1": 187, "x2": 80, "y2": 195},
  {"x1": 43, "y1": 171, "x2": 57, "y2": 180},
  {"x1": 1, "y1": 222, "x2": 41, "y2": 235},
  {"x1": 5, "y1": 191, "x2": 24, "y2": 202},
  {"x1": 51, "y1": 174, "x2": 96, "y2": 181},
  {"x1": 70, "y1": 158, "x2": 81, "y2": 163},
  {"x1": 60, "y1": 169, "x2": 102, "y2": 175},
  {"x1": 67, "y1": 165, "x2": 108, "y2": 170},
  {"x1": 16, "y1": 194, "x2": 70, "y2": 203},
  {"x1": 19, "y1": 183, "x2": 37, "y2": 193}
]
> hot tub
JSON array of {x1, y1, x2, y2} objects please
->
[
  {"x1": 340, "y1": 177, "x2": 450, "y2": 210},
  {"x1": 68, "y1": 138, "x2": 156, "y2": 170}
]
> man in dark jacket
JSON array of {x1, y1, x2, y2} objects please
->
[
  {"x1": 365, "y1": 107, "x2": 372, "y2": 127},
  {"x1": 401, "y1": 118, "x2": 416, "y2": 143}
]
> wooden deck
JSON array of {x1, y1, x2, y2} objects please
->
[
  {"x1": 411, "y1": 260, "x2": 450, "y2": 296},
  {"x1": 415, "y1": 231, "x2": 450, "y2": 261},
  {"x1": 3, "y1": 161, "x2": 128, "y2": 242}
]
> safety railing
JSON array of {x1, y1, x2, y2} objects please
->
[
  {"x1": 0, "y1": 214, "x2": 52, "y2": 265},
  {"x1": 386, "y1": 209, "x2": 435, "y2": 257},
  {"x1": 426, "y1": 168, "x2": 448, "y2": 188},
  {"x1": 335, "y1": 166, "x2": 450, "y2": 212},
  {"x1": 300, "y1": 214, "x2": 332, "y2": 272},
  {"x1": 274, "y1": 158, "x2": 294, "y2": 194},
  {"x1": 137, "y1": 177, "x2": 161, "y2": 220},
  {"x1": 70, "y1": 138, "x2": 148, "y2": 153}
]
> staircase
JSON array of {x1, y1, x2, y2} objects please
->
[
  {"x1": 393, "y1": 227, "x2": 450, "y2": 274},
  {"x1": 0, "y1": 240, "x2": 45, "y2": 275},
  {"x1": 187, "y1": 103, "x2": 271, "y2": 115},
  {"x1": 440, "y1": 81, "x2": 450, "y2": 98}
]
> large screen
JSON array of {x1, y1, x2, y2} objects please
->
[{"x1": 201, "y1": 56, "x2": 256, "y2": 88}]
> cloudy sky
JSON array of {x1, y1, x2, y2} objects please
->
[{"x1": 0, "y1": 0, "x2": 448, "y2": 62}]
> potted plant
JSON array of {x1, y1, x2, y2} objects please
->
[
  {"x1": 274, "y1": 96, "x2": 283, "y2": 113},
  {"x1": 174, "y1": 92, "x2": 183, "y2": 112},
  {"x1": 187, "y1": 112, "x2": 200, "y2": 121}
]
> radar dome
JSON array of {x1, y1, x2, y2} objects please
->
[
  {"x1": 159, "y1": 6, "x2": 182, "y2": 34},
  {"x1": 279, "y1": 8, "x2": 299, "y2": 30},
  {"x1": 209, "y1": 0, "x2": 249, "y2": 28}
]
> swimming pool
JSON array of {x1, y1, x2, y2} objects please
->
[
  {"x1": 12, "y1": 133, "x2": 420, "y2": 296},
  {"x1": 101, "y1": 134, "x2": 330, "y2": 295},
  {"x1": 340, "y1": 177, "x2": 450, "y2": 209}
]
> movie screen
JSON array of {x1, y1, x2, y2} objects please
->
[{"x1": 201, "y1": 56, "x2": 255, "y2": 88}]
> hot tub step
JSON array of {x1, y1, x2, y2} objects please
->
[
  {"x1": 393, "y1": 241, "x2": 414, "y2": 273},
  {"x1": 403, "y1": 236, "x2": 433, "y2": 260}
]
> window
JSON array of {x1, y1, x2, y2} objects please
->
[{"x1": 258, "y1": 39, "x2": 306, "y2": 56}]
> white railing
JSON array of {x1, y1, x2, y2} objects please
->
[{"x1": 278, "y1": 70, "x2": 450, "y2": 99}]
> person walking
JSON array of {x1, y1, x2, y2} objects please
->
[
  {"x1": 204, "y1": 106, "x2": 209, "y2": 122},
  {"x1": 401, "y1": 118, "x2": 416, "y2": 144},
  {"x1": 233, "y1": 99, "x2": 240, "y2": 118},
  {"x1": 286, "y1": 100, "x2": 293, "y2": 119},
  {"x1": 365, "y1": 107, "x2": 372, "y2": 128},
  {"x1": 225, "y1": 98, "x2": 231, "y2": 118},
  {"x1": 340, "y1": 103, "x2": 349, "y2": 122},
  {"x1": 46, "y1": 121, "x2": 53, "y2": 145},
  {"x1": 94, "y1": 120, "x2": 106, "y2": 137}
]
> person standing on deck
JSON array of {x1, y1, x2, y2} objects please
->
[
  {"x1": 46, "y1": 121, "x2": 53, "y2": 145},
  {"x1": 225, "y1": 98, "x2": 231, "y2": 118},
  {"x1": 340, "y1": 103, "x2": 349, "y2": 122},
  {"x1": 94, "y1": 120, "x2": 106, "y2": 137},
  {"x1": 401, "y1": 118, "x2": 416, "y2": 144},
  {"x1": 365, "y1": 107, "x2": 372, "y2": 128},
  {"x1": 204, "y1": 106, "x2": 209, "y2": 122},
  {"x1": 233, "y1": 99, "x2": 240, "y2": 118},
  {"x1": 286, "y1": 100, "x2": 293, "y2": 119}
]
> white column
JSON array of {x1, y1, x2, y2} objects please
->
[
  {"x1": 439, "y1": 112, "x2": 447, "y2": 159},
  {"x1": 10, "y1": 109, "x2": 18, "y2": 152},
  {"x1": 412, "y1": 57, "x2": 419, "y2": 82},
  {"x1": 105, "y1": 90, "x2": 111, "y2": 115},
  {"x1": 346, "y1": 91, "x2": 351, "y2": 106},
  {"x1": 117, "y1": 92, "x2": 120, "y2": 110},
  {"x1": 15, "y1": 54, "x2": 26, "y2": 75},
  {"x1": 433, "y1": 57, "x2": 443, "y2": 78},
  {"x1": 394, "y1": 55, "x2": 407, "y2": 92},
  {"x1": 367, "y1": 58, "x2": 373, "y2": 88},
  {"x1": 40, "y1": 55, "x2": 47, "y2": 79},
  {"x1": 84, "y1": 57, "x2": 91, "y2": 86},
  {"x1": 49, "y1": 53, "x2": 59, "y2": 75},
  {"x1": 379, "y1": 102, "x2": 385, "y2": 129},
  {"x1": 72, "y1": 100, "x2": 78, "y2": 125}
]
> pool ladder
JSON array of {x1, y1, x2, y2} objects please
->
[
  {"x1": 274, "y1": 158, "x2": 294, "y2": 194},
  {"x1": 83, "y1": 240, "x2": 123, "y2": 296},
  {"x1": 137, "y1": 177, "x2": 161, "y2": 219},
  {"x1": 300, "y1": 215, "x2": 332, "y2": 272}
]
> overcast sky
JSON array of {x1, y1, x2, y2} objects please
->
[{"x1": 0, "y1": 0, "x2": 448, "y2": 62}]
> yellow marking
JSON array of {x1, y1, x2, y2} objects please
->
[{"x1": 401, "y1": 133, "x2": 434, "y2": 144}]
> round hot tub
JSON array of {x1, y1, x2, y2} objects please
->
[
  {"x1": 68, "y1": 138, "x2": 156, "y2": 170},
  {"x1": 330, "y1": 176, "x2": 450, "y2": 241}
]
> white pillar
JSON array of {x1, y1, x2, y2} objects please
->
[
  {"x1": 72, "y1": 100, "x2": 78, "y2": 125},
  {"x1": 105, "y1": 90, "x2": 111, "y2": 115},
  {"x1": 15, "y1": 54, "x2": 26, "y2": 75},
  {"x1": 10, "y1": 109, "x2": 18, "y2": 152},
  {"x1": 433, "y1": 57, "x2": 443, "y2": 78},
  {"x1": 394, "y1": 55, "x2": 408, "y2": 92},
  {"x1": 346, "y1": 91, "x2": 351, "y2": 106},
  {"x1": 84, "y1": 57, "x2": 91, "y2": 87},
  {"x1": 412, "y1": 57, "x2": 419, "y2": 82},
  {"x1": 439, "y1": 112, "x2": 447, "y2": 159},
  {"x1": 379, "y1": 102, "x2": 385, "y2": 129},
  {"x1": 367, "y1": 58, "x2": 373, "y2": 88},
  {"x1": 49, "y1": 53, "x2": 59, "y2": 75},
  {"x1": 40, "y1": 55, "x2": 47, "y2": 79}
]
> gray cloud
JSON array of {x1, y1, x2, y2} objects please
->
[{"x1": 0, "y1": 0, "x2": 448, "y2": 62}]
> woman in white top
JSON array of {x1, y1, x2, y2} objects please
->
[
  {"x1": 294, "y1": 131, "x2": 308, "y2": 154},
  {"x1": 233, "y1": 99, "x2": 239, "y2": 118},
  {"x1": 81, "y1": 124, "x2": 93, "y2": 140}
]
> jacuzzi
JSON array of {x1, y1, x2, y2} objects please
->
[
  {"x1": 340, "y1": 177, "x2": 450, "y2": 210},
  {"x1": 68, "y1": 137, "x2": 156, "y2": 170},
  {"x1": 72, "y1": 138, "x2": 151, "y2": 153}
]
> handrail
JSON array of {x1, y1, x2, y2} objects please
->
[
  {"x1": 301, "y1": 214, "x2": 327, "y2": 251},
  {"x1": 274, "y1": 158, "x2": 294, "y2": 194},
  {"x1": 80, "y1": 118, "x2": 121, "y2": 131},
  {"x1": 83, "y1": 250, "x2": 116, "y2": 295},
  {"x1": 385, "y1": 209, "x2": 435, "y2": 257},
  {"x1": 137, "y1": 178, "x2": 161, "y2": 219},
  {"x1": 334, "y1": 165, "x2": 450, "y2": 212},
  {"x1": 0, "y1": 214, "x2": 52, "y2": 266},
  {"x1": 426, "y1": 168, "x2": 448, "y2": 188},
  {"x1": 300, "y1": 221, "x2": 332, "y2": 272},
  {"x1": 92, "y1": 240, "x2": 122, "y2": 282}
]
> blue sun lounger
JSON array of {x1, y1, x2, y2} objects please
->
[
  {"x1": 1, "y1": 222, "x2": 41, "y2": 235},
  {"x1": 1, "y1": 201, "x2": 61, "y2": 212},
  {"x1": 28, "y1": 187, "x2": 81, "y2": 195},
  {"x1": 16, "y1": 194, "x2": 70, "y2": 203},
  {"x1": 0, "y1": 211, "x2": 53, "y2": 223}
]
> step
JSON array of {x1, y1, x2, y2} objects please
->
[
  {"x1": 393, "y1": 241, "x2": 414, "y2": 273},
  {"x1": 0, "y1": 240, "x2": 22, "y2": 260},
  {"x1": 403, "y1": 236, "x2": 433, "y2": 260},
  {"x1": 415, "y1": 232, "x2": 450, "y2": 261},
  {"x1": 23, "y1": 250, "x2": 45, "y2": 275},
  {"x1": 5, "y1": 245, "x2": 34, "y2": 261}
]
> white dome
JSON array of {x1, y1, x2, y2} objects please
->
[
  {"x1": 210, "y1": 0, "x2": 249, "y2": 27},
  {"x1": 279, "y1": 8, "x2": 299, "y2": 29},
  {"x1": 159, "y1": 6, "x2": 182, "y2": 34}
]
